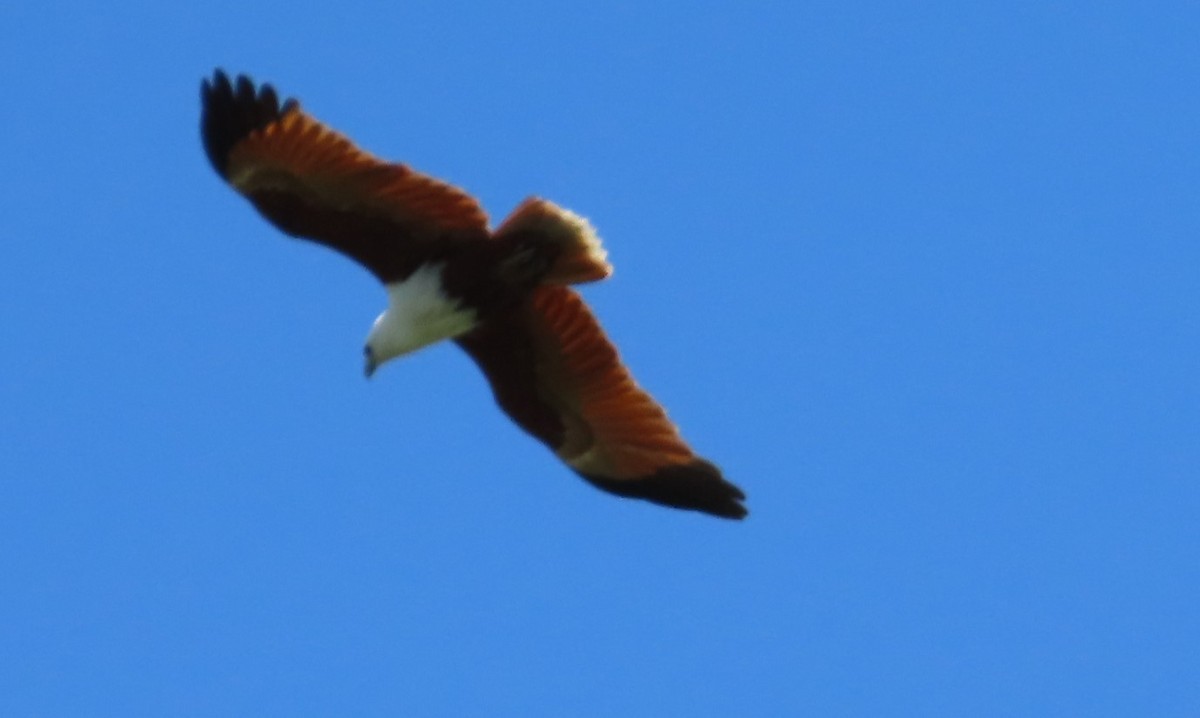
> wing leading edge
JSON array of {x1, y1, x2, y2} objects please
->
[{"x1": 201, "y1": 70, "x2": 488, "y2": 282}]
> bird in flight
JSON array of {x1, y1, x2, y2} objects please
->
[{"x1": 200, "y1": 70, "x2": 746, "y2": 519}]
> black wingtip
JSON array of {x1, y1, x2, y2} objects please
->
[
  {"x1": 200, "y1": 69, "x2": 298, "y2": 178},
  {"x1": 580, "y1": 459, "x2": 748, "y2": 520}
]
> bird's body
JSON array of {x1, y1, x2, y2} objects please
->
[{"x1": 201, "y1": 70, "x2": 747, "y2": 518}]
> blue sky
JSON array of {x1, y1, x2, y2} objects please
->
[{"x1": 1, "y1": 1, "x2": 1197, "y2": 715}]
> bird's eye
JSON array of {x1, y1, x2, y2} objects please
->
[{"x1": 363, "y1": 346, "x2": 373, "y2": 357}]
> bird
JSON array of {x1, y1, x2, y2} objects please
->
[{"x1": 200, "y1": 70, "x2": 747, "y2": 519}]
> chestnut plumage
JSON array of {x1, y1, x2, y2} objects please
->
[{"x1": 200, "y1": 70, "x2": 746, "y2": 519}]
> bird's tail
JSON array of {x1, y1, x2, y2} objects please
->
[{"x1": 495, "y1": 197, "x2": 612, "y2": 285}]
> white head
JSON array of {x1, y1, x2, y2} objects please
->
[{"x1": 362, "y1": 264, "x2": 479, "y2": 377}]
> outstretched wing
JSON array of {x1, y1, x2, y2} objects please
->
[
  {"x1": 457, "y1": 286, "x2": 747, "y2": 519},
  {"x1": 200, "y1": 70, "x2": 489, "y2": 282}
]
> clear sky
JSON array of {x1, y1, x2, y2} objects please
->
[{"x1": 1, "y1": 1, "x2": 1197, "y2": 715}]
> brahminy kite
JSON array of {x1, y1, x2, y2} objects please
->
[{"x1": 200, "y1": 70, "x2": 747, "y2": 519}]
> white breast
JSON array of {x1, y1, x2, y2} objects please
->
[{"x1": 367, "y1": 263, "x2": 478, "y2": 360}]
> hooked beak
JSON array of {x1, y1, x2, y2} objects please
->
[{"x1": 363, "y1": 348, "x2": 377, "y2": 379}]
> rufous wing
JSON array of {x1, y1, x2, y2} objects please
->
[
  {"x1": 458, "y1": 286, "x2": 746, "y2": 519},
  {"x1": 201, "y1": 70, "x2": 488, "y2": 282}
]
